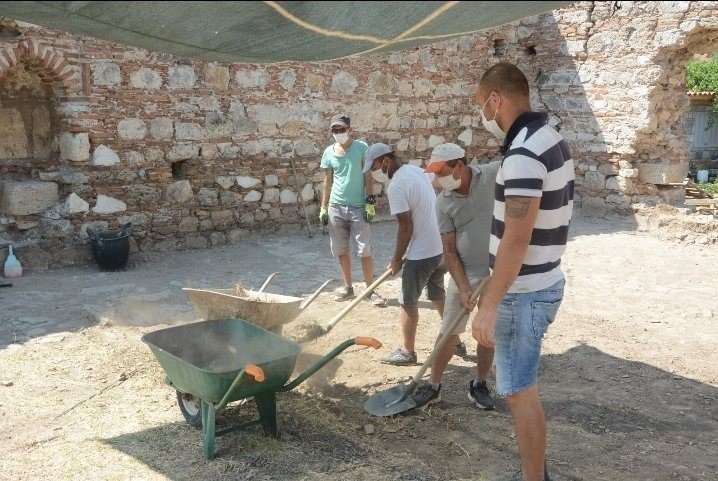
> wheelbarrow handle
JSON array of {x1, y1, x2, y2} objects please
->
[
  {"x1": 244, "y1": 364, "x2": 265, "y2": 382},
  {"x1": 355, "y1": 337, "x2": 382, "y2": 349},
  {"x1": 298, "y1": 278, "x2": 334, "y2": 311},
  {"x1": 215, "y1": 364, "x2": 265, "y2": 411},
  {"x1": 279, "y1": 337, "x2": 375, "y2": 392},
  {"x1": 258, "y1": 272, "x2": 279, "y2": 293}
]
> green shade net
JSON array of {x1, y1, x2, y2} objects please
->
[{"x1": 0, "y1": 1, "x2": 572, "y2": 63}]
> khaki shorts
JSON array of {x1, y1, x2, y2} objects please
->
[
  {"x1": 328, "y1": 203, "x2": 372, "y2": 257},
  {"x1": 440, "y1": 274, "x2": 485, "y2": 335}
]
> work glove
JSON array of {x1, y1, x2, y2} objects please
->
[
  {"x1": 319, "y1": 206, "x2": 329, "y2": 226},
  {"x1": 365, "y1": 195, "x2": 376, "y2": 223}
]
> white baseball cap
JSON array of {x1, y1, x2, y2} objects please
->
[
  {"x1": 362, "y1": 143, "x2": 393, "y2": 174},
  {"x1": 425, "y1": 143, "x2": 466, "y2": 173}
]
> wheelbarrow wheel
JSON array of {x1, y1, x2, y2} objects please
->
[{"x1": 176, "y1": 391, "x2": 202, "y2": 428}]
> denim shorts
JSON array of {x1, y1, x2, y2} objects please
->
[
  {"x1": 398, "y1": 254, "x2": 447, "y2": 307},
  {"x1": 494, "y1": 278, "x2": 565, "y2": 395},
  {"x1": 327, "y1": 203, "x2": 372, "y2": 257}
]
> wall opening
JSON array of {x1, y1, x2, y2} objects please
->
[{"x1": 171, "y1": 160, "x2": 188, "y2": 180}]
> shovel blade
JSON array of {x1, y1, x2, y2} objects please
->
[{"x1": 364, "y1": 385, "x2": 418, "y2": 417}]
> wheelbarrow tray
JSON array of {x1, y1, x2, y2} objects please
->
[
  {"x1": 183, "y1": 288, "x2": 303, "y2": 331},
  {"x1": 142, "y1": 318, "x2": 300, "y2": 404}
]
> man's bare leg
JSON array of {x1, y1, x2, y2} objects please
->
[
  {"x1": 506, "y1": 385, "x2": 546, "y2": 481},
  {"x1": 361, "y1": 255, "x2": 375, "y2": 287},
  {"x1": 338, "y1": 253, "x2": 352, "y2": 288}
]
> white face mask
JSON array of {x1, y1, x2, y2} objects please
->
[
  {"x1": 437, "y1": 171, "x2": 461, "y2": 191},
  {"x1": 333, "y1": 132, "x2": 349, "y2": 143},
  {"x1": 371, "y1": 168, "x2": 389, "y2": 183},
  {"x1": 480, "y1": 96, "x2": 505, "y2": 140}
]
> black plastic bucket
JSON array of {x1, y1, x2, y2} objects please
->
[{"x1": 86, "y1": 223, "x2": 133, "y2": 271}]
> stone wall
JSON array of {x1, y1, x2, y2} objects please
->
[{"x1": 1, "y1": 1, "x2": 717, "y2": 269}]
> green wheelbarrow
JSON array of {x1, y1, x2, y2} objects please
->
[{"x1": 142, "y1": 318, "x2": 381, "y2": 459}]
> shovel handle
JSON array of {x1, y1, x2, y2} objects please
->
[
  {"x1": 323, "y1": 263, "x2": 400, "y2": 332},
  {"x1": 355, "y1": 337, "x2": 382, "y2": 349},
  {"x1": 408, "y1": 277, "x2": 489, "y2": 387},
  {"x1": 244, "y1": 364, "x2": 265, "y2": 382}
]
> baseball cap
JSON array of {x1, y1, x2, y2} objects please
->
[
  {"x1": 330, "y1": 113, "x2": 350, "y2": 129},
  {"x1": 424, "y1": 143, "x2": 466, "y2": 174},
  {"x1": 362, "y1": 143, "x2": 392, "y2": 174}
]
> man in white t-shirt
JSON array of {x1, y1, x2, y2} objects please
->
[{"x1": 363, "y1": 143, "x2": 447, "y2": 365}]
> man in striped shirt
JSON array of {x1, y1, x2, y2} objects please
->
[{"x1": 472, "y1": 63, "x2": 574, "y2": 481}]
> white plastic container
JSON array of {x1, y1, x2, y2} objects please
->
[
  {"x1": 3, "y1": 245, "x2": 22, "y2": 278},
  {"x1": 696, "y1": 170, "x2": 709, "y2": 183}
]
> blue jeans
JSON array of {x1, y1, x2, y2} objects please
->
[{"x1": 494, "y1": 279, "x2": 565, "y2": 395}]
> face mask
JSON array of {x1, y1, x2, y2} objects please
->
[
  {"x1": 333, "y1": 132, "x2": 349, "y2": 143},
  {"x1": 481, "y1": 96, "x2": 505, "y2": 140},
  {"x1": 371, "y1": 169, "x2": 389, "y2": 183},
  {"x1": 437, "y1": 172, "x2": 461, "y2": 191}
]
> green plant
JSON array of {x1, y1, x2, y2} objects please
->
[
  {"x1": 687, "y1": 53, "x2": 718, "y2": 126},
  {"x1": 698, "y1": 181, "x2": 718, "y2": 196}
]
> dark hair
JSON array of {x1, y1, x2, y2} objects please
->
[{"x1": 479, "y1": 62, "x2": 529, "y2": 99}]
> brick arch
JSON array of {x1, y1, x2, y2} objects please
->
[{"x1": 0, "y1": 39, "x2": 81, "y2": 95}]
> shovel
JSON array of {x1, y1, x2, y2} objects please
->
[
  {"x1": 364, "y1": 276, "x2": 488, "y2": 416},
  {"x1": 291, "y1": 263, "x2": 400, "y2": 343}
]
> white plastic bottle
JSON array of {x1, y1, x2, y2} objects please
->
[{"x1": 4, "y1": 245, "x2": 22, "y2": 278}]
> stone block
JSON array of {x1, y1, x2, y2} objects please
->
[
  {"x1": 236, "y1": 176, "x2": 262, "y2": 189},
  {"x1": 118, "y1": 213, "x2": 149, "y2": 227},
  {"x1": 227, "y1": 229, "x2": 248, "y2": 244},
  {"x1": 0, "y1": 181, "x2": 58, "y2": 215},
  {"x1": 598, "y1": 163, "x2": 619, "y2": 176},
  {"x1": 581, "y1": 197, "x2": 606, "y2": 218},
  {"x1": 583, "y1": 171, "x2": 606, "y2": 190},
  {"x1": 263, "y1": 188, "x2": 279, "y2": 203},
  {"x1": 118, "y1": 118, "x2": 147, "y2": 140},
  {"x1": 210, "y1": 231, "x2": 227, "y2": 246},
  {"x1": 185, "y1": 234, "x2": 209, "y2": 249},
  {"x1": 457, "y1": 128, "x2": 472, "y2": 146},
  {"x1": 244, "y1": 190, "x2": 262, "y2": 202},
  {"x1": 305, "y1": 73, "x2": 323, "y2": 91},
  {"x1": 175, "y1": 123, "x2": 206, "y2": 141},
  {"x1": 236, "y1": 69, "x2": 269, "y2": 89},
  {"x1": 368, "y1": 71, "x2": 398, "y2": 94},
  {"x1": 93, "y1": 195, "x2": 127, "y2": 214},
  {"x1": 125, "y1": 151, "x2": 144, "y2": 165},
  {"x1": 60, "y1": 133, "x2": 90, "y2": 162},
  {"x1": 130, "y1": 68, "x2": 162, "y2": 89},
  {"x1": 166, "y1": 180, "x2": 193, "y2": 204},
  {"x1": 216, "y1": 176, "x2": 235, "y2": 190},
  {"x1": 301, "y1": 184, "x2": 314, "y2": 202},
  {"x1": 39, "y1": 218, "x2": 73, "y2": 238},
  {"x1": 211, "y1": 209, "x2": 233, "y2": 226},
  {"x1": 205, "y1": 112, "x2": 233, "y2": 138},
  {"x1": 331, "y1": 71, "x2": 358, "y2": 94},
  {"x1": 606, "y1": 176, "x2": 634, "y2": 193},
  {"x1": 619, "y1": 168, "x2": 639, "y2": 178},
  {"x1": 200, "y1": 143, "x2": 219, "y2": 160},
  {"x1": 92, "y1": 62, "x2": 121, "y2": 87},
  {"x1": 279, "y1": 70, "x2": 296, "y2": 90},
  {"x1": 638, "y1": 163, "x2": 689, "y2": 185},
  {"x1": 0, "y1": 108, "x2": 28, "y2": 158},
  {"x1": 79, "y1": 221, "x2": 109, "y2": 241},
  {"x1": 92, "y1": 145, "x2": 121, "y2": 166},
  {"x1": 428, "y1": 135, "x2": 445, "y2": 148},
  {"x1": 280, "y1": 189, "x2": 298, "y2": 204},
  {"x1": 149, "y1": 118, "x2": 174, "y2": 140},
  {"x1": 240, "y1": 212, "x2": 255, "y2": 224},
  {"x1": 265, "y1": 174, "x2": 279, "y2": 187},
  {"x1": 218, "y1": 143, "x2": 240, "y2": 157},
  {"x1": 220, "y1": 191, "x2": 243, "y2": 207},
  {"x1": 168, "y1": 143, "x2": 199, "y2": 161},
  {"x1": 60, "y1": 193, "x2": 89, "y2": 215},
  {"x1": 196, "y1": 188, "x2": 219, "y2": 207},
  {"x1": 168, "y1": 66, "x2": 196, "y2": 89},
  {"x1": 294, "y1": 139, "x2": 316, "y2": 156},
  {"x1": 179, "y1": 216, "x2": 199, "y2": 233},
  {"x1": 205, "y1": 65, "x2": 229, "y2": 91}
]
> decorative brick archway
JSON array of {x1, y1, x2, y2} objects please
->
[{"x1": 0, "y1": 40, "x2": 81, "y2": 95}]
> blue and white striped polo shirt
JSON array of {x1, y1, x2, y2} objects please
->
[{"x1": 489, "y1": 112, "x2": 574, "y2": 293}]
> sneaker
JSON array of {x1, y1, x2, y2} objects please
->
[
  {"x1": 453, "y1": 341, "x2": 468, "y2": 357},
  {"x1": 498, "y1": 463, "x2": 551, "y2": 481},
  {"x1": 380, "y1": 347, "x2": 417, "y2": 365},
  {"x1": 334, "y1": 285, "x2": 355, "y2": 301},
  {"x1": 369, "y1": 292, "x2": 387, "y2": 307},
  {"x1": 468, "y1": 380, "x2": 495, "y2": 410},
  {"x1": 411, "y1": 382, "x2": 441, "y2": 409}
]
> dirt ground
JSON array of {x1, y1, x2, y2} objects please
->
[{"x1": 1, "y1": 213, "x2": 717, "y2": 481}]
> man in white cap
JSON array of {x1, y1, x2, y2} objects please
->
[
  {"x1": 364, "y1": 143, "x2": 447, "y2": 365},
  {"x1": 319, "y1": 113, "x2": 386, "y2": 306},
  {"x1": 409, "y1": 142, "x2": 501, "y2": 411}
]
